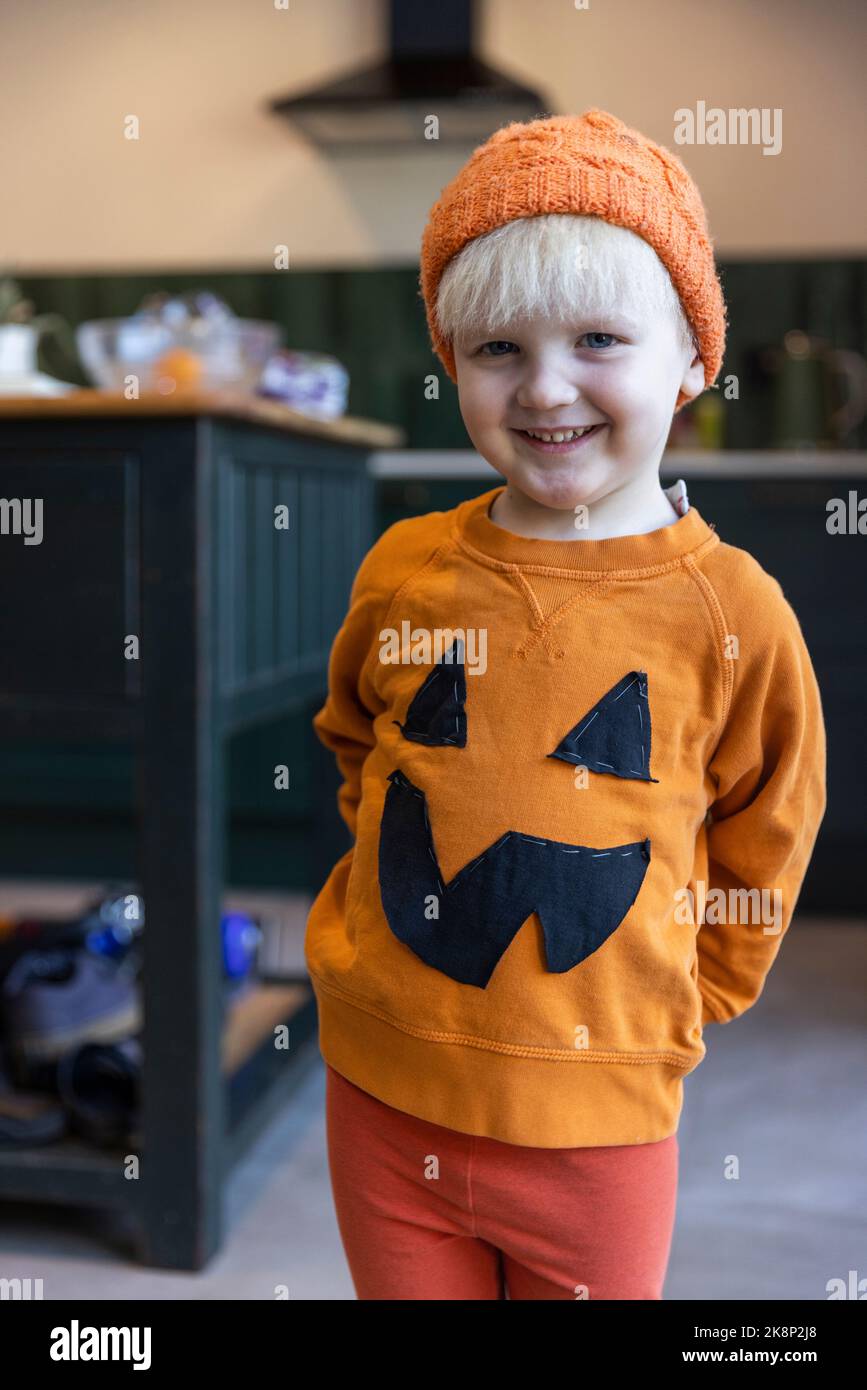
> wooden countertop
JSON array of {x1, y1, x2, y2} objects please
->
[{"x1": 0, "y1": 387, "x2": 405, "y2": 449}]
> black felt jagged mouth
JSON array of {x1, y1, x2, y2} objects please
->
[{"x1": 378, "y1": 768, "x2": 650, "y2": 989}]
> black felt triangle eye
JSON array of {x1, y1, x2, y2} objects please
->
[
  {"x1": 548, "y1": 670, "x2": 659, "y2": 782},
  {"x1": 392, "y1": 637, "x2": 467, "y2": 747}
]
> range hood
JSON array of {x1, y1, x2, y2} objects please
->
[{"x1": 268, "y1": 0, "x2": 549, "y2": 151}]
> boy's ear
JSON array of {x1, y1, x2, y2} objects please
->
[{"x1": 679, "y1": 349, "x2": 707, "y2": 404}]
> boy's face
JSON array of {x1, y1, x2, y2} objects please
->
[{"x1": 453, "y1": 298, "x2": 706, "y2": 516}]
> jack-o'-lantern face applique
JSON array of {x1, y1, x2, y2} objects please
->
[{"x1": 379, "y1": 640, "x2": 656, "y2": 988}]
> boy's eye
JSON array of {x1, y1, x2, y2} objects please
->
[
  {"x1": 477, "y1": 332, "x2": 620, "y2": 357},
  {"x1": 478, "y1": 340, "x2": 516, "y2": 357}
]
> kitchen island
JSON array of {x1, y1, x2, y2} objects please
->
[{"x1": 0, "y1": 388, "x2": 402, "y2": 1269}]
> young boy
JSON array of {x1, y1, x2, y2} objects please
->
[{"x1": 306, "y1": 110, "x2": 827, "y2": 1300}]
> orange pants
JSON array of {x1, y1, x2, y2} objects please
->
[{"x1": 325, "y1": 1064, "x2": 679, "y2": 1300}]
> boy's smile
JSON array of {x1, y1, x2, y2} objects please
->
[
  {"x1": 511, "y1": 421, "x2": 607, "y2": 454},
  {"x1": 454, "y1": 307, "x2": 706, "y2": 540}
]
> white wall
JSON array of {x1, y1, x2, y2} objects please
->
[{"x1": 1, "y1": 0, "x2": 864, "y2": 272}]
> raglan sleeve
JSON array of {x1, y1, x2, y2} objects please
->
[
  {"x1": 697, "y1": 575, "x2": 827, "y2": 1026},
  {"x1": 311, "y1": 537, "x2": 393, "y2": 841}
]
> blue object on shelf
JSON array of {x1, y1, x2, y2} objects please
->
[{"x1": 221, "y1": 913, "x2": 261, "y2": 979}]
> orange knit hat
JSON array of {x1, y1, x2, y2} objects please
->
[{"x1": 419, "y1": 109, "x2": 727, "y2": 411}]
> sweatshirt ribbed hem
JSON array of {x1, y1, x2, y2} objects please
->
[{"x1": 311, "y1": 975, "x2": 702, "y2": 1149}]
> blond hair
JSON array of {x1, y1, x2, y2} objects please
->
[{"x1": 435, "y1": 213, "x2": 697, "y2": 360}]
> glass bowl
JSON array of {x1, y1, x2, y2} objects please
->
[{"x1": 76, "y1": 316, "x2": 282, "y2": 393}]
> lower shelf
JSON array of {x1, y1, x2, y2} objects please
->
[{"x1": 0, "y1": 980, "x2": 319, "y2": 1207}]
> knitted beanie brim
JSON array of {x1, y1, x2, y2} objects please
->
[{"x1": 419, "y1": 109, "x2": 727, "y2": 412}]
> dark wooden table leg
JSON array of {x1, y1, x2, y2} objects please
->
[{"x1": 137, "y1": 427, "x2": 225, "y2": 1269}]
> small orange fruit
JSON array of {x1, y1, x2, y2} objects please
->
[{"x1": 153, "y1": 347, "x2": 203, "y2": 391}]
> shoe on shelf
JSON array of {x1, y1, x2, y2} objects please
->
[
  {"x1": 57, "y1": 1037, "x2": 142, "y2": 1149},
  {"x1": 1, "y1": 948, "x2": 141, "y2": 1087},
  {"x1": 0, "y1": 1048, "x2": 67, "y2": 1146}
]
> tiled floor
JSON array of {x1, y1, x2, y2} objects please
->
[{"x1": 0, "y1": 887, "x2": 865, "y2": 1300}]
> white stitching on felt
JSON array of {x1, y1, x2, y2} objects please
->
[
  {"x1": 562, "y1": 671, "x2": 652, "y2": 777},
  {"x1": 389, "y1": 770, "x2": 650, "y2": 895}
]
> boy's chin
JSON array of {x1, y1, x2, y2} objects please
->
[{"x1": 494, "y1": 463, "x2": 608, "y2": 512}]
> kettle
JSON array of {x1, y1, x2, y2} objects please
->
[{"x1": 764, "y1": 330, "x2": 867, "y2": 447}]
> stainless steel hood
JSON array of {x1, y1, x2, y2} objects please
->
[{"x1": 268, "y1": 0, "x2": 549, "y2": 151}]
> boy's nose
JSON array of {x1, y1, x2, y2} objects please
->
[{"x1": 515, "y1": 360, "x2": 585, "y2": 411}]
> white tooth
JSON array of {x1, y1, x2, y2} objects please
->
[{"x1": 526, "y1": 427, "x2": 595, "y2": 441}]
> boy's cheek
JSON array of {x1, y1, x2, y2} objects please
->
[
  {"x1": 458, "y1": 382, "x2": 506, "y2": 429},
  {"x1": 606, "y1": 382, "x2": 672, "y2": 434},
  {"x1": 460, "y1": 417, "x2": 500, "y2": 457},
  {"x1": 599, "y1": 366, "x2": 659, "y2": 410}
]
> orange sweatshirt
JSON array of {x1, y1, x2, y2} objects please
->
[{"x1": 305, "y1": 482, "x2": 827, "y2": 1148}]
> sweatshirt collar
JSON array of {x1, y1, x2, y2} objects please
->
[{"x1": 457, "y1": 483, "x2": 717, "y2": 573}]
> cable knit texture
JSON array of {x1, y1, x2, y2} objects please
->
[{"x1": 419, "y1": 109, "x2": 728, "y2": 411}]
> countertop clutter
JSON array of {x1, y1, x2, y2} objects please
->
[{"x1": 0, "y1": 386, "x2": 404, "y2": 449}]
